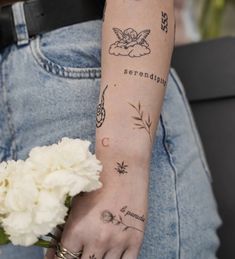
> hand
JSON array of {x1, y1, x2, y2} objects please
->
[{"x1": 45, "y1": 174, "x2": 148, "y2": 259}]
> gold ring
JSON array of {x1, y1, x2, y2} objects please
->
[{"x1": 56, "y1": 242, "x2": 83, "y2": 259}]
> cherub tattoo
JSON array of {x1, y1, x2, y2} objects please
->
[
  {"x1": 101, "y1": 210, "x2": 144, "y2": 233},
  {"x1": 115, "y1": 161, "x2": 128, "y2": 175},
  {"x1": 109, "y1": 27, "x2": 151, "y2": 57},
  {"x1": 161, "y1": 11, "x2": 168, "y2": 33},
  {"x1": 96, "y1": 85, "x2": 108, "y2": 128},
  {"x1": 129, "y1": 101, "x2": 153, "y2": 143}
]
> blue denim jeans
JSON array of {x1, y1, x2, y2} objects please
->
[{"x1": 0, "y1": 2, "x2": 222, "y2": 259}]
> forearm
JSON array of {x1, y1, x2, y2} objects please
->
[{"x1": 95, "y1": 0, "x2": 175, "y2": 185}]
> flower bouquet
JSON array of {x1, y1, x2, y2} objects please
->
[{"x1": 0, "y1": 137, "x2": 102, "y2": 248}]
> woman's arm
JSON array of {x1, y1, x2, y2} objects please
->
[
  {"x1": 96, "y1": 0, "x2": 174, "y2": 187},
  {"x1": 49, "y1": 1, "x2": 175, "y2": 258}
]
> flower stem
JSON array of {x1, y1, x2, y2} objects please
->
[{"x1": 34, "y1": 238, "x2": 54, "y2": 248}]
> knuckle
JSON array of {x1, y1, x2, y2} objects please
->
[
  {"x1": 93, "y1": 229, "x2": 111, "y2": 246},
  {"x1": 129, "y1": 234, "x2": 143, "y2": 247}
]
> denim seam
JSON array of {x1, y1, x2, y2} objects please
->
[
  {"x1": 1, "y1": 54, "x2": 18, "y2": 161},
  {"x1": 160, "y1": 114, "x2": 181, "y2": 259},
  {"x1": 170, "y1": 70, "x2": 212, "y2": 183},
  {"x1": 30, "y1": 36, "x2": 102, "y2": 79}
]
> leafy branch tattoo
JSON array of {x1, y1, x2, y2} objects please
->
[
  {"x1": 161, "y1": 11, "x2": 168, "y2": 33},
  {"x1": 115, "y1": 161, "x2": 128, "y2": 175},
  {"x1": 128, "y1": 101, "x2": 153, "y2": 143},
  {"x1": 109, "y1": 27, "x2": 151, "y2": 57},
  {"x1": 101, "y1": 210, "x2": 144, "y2": 233},
  {"x1": 96, "y1": 85, "x2": 108, "y2": 128}
]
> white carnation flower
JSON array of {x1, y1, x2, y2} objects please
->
[{"x1": 0, "y1": 137, "x2": 103, "y2": 246}]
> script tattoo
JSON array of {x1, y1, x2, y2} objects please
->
[
  {"x1": 109, "y1": 27, "x2": 151, "y2": 57},
  {"x1": 115, "y1": 161, "x2": 128, "y2": 175},
  {"x1": 129, "y1": 101, "x2": 153, "y2": 143},
  {"x1": 89, "y1": 255, "x2": 96, "y2": 259},
  {"x1": 161, "y1": 11, "x2": 168, "y2": 33},
  {"x1": 101, "y1": 210, "x2": 144, "y2": 233},
  {"x1": 124, "y1": 68, "x2": 167, "y2": 87},
  {"x1": 120, "y1": 206, "x2": 145, "y2": 222},
  {"x1": 96, "y1": 85, "x2": 108, "y2": 128}
]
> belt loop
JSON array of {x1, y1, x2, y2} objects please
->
[{"x1": 11, "y1": 1, "x2": 29, "y2": 46}]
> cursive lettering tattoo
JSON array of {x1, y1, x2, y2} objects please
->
[
  {"x1": 120, "y1": 206, "x2": 145, "y2": 222},
  {"x1": 89, "y1": 255, "x2": 96, "y2": 259},
  {"x1": 115, "y1": 161, "x2": 128, "y2": 175},
  {"x1": 123, "y1": 68, "x2": 167, "y2": 87},
  {"x1": 129, "y1": 101, "x2": 153, "y2": 143},
  {"x1": 109, "y1": 27, "x2": 151, "y2": 57},
  {"x1": 96, "y1": 85, "x2": 108, "y2": 128},
  {"x1": 161, "y1": 11, "x2": 168, "y2": 33},
  {"x1": 101, "y1": 210, "x2": 144, "y2": 233}
]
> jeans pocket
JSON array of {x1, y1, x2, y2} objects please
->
[
  {"x1": 169, "y1": 68, "x2": 213, "y2": 183},
  {"x1": 29, "y1": 20, "x2": 102, "y2": 79}
]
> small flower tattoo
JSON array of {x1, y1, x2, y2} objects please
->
[{"x1": 100, "y1": 210, "x2": 143, "y2": 233}]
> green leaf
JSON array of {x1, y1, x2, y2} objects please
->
[
  {"x1": 65, "y1": 195, "x2": 72, "y2": 208},
  {"x1": 33, "y1": 238, "x2": 53, "y2": 248},
  {"x1": 0, "y1": 226, "x2": 10, "y2": 245}
]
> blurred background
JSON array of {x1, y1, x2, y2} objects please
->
[{"x1": 175, "y1": 0, "x2": 235, "y2": 45}]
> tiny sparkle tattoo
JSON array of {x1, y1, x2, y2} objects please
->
[{"x1": 109, "y1": 27, "x2": 151, "y2": 58}]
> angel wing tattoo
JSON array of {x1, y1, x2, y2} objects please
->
[
  {"x1": 136, "y1": 30, "x2": 150, "y2": 46},
  {"x1": 109, "y1": 27, "x2": 151, "y2": 58}
]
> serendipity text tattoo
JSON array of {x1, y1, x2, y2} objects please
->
[
  {"x1": 109, "y1": 27, "x2": 151, "y2": 57},
  {"x1": 129, "y1": 101, "x2": 153, "y2": 143},
  {"x1": 96, "y1": 85, "x2": 108, "y2": 128},
  {"x1": 115, "y1": 161, "x2": 128, "y2": 175},
  {"x1": 124, "y1": 68, "x2": 167, "y2": 87},
  {"x1": 101, "y1": 210, "x2": 144, "y2": 233},
  {"x1": 120, "y1": 206, "x2": 145, "y2": 222},
  {"x1": 161, "y1": 11, "x2": 168, "y2": 33}
]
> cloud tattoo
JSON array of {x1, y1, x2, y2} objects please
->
[{"x1": 109, "y1": 28, "x2": 151, "y2": 58}]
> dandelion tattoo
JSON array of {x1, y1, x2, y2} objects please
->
[
  {"x1": 115, "y1": 161, "x2": 128, "y2": 175},
  {"x1": 101, "y1": 210, "x2": 144, "y2": 233},
  {"x1": 161, "y1": 11, "x2": 168, "y2": 33},
  {"x1": 129, "y1": 101, "x2": 153, "y2": 143},
  {"x1": 109, "y1": 27, "x2": 151, "y2": 57},
  {"x1": 96, "y1": 85, "x2": 108, "y2": 128}
]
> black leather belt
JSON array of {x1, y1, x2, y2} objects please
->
[{"x1": 0, "y1": 0, "x2": 103, "y2": 50}]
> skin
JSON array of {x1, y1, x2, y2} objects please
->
[{"x1": 45, "y1": 0, "x2": 175, "y2": 258}]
